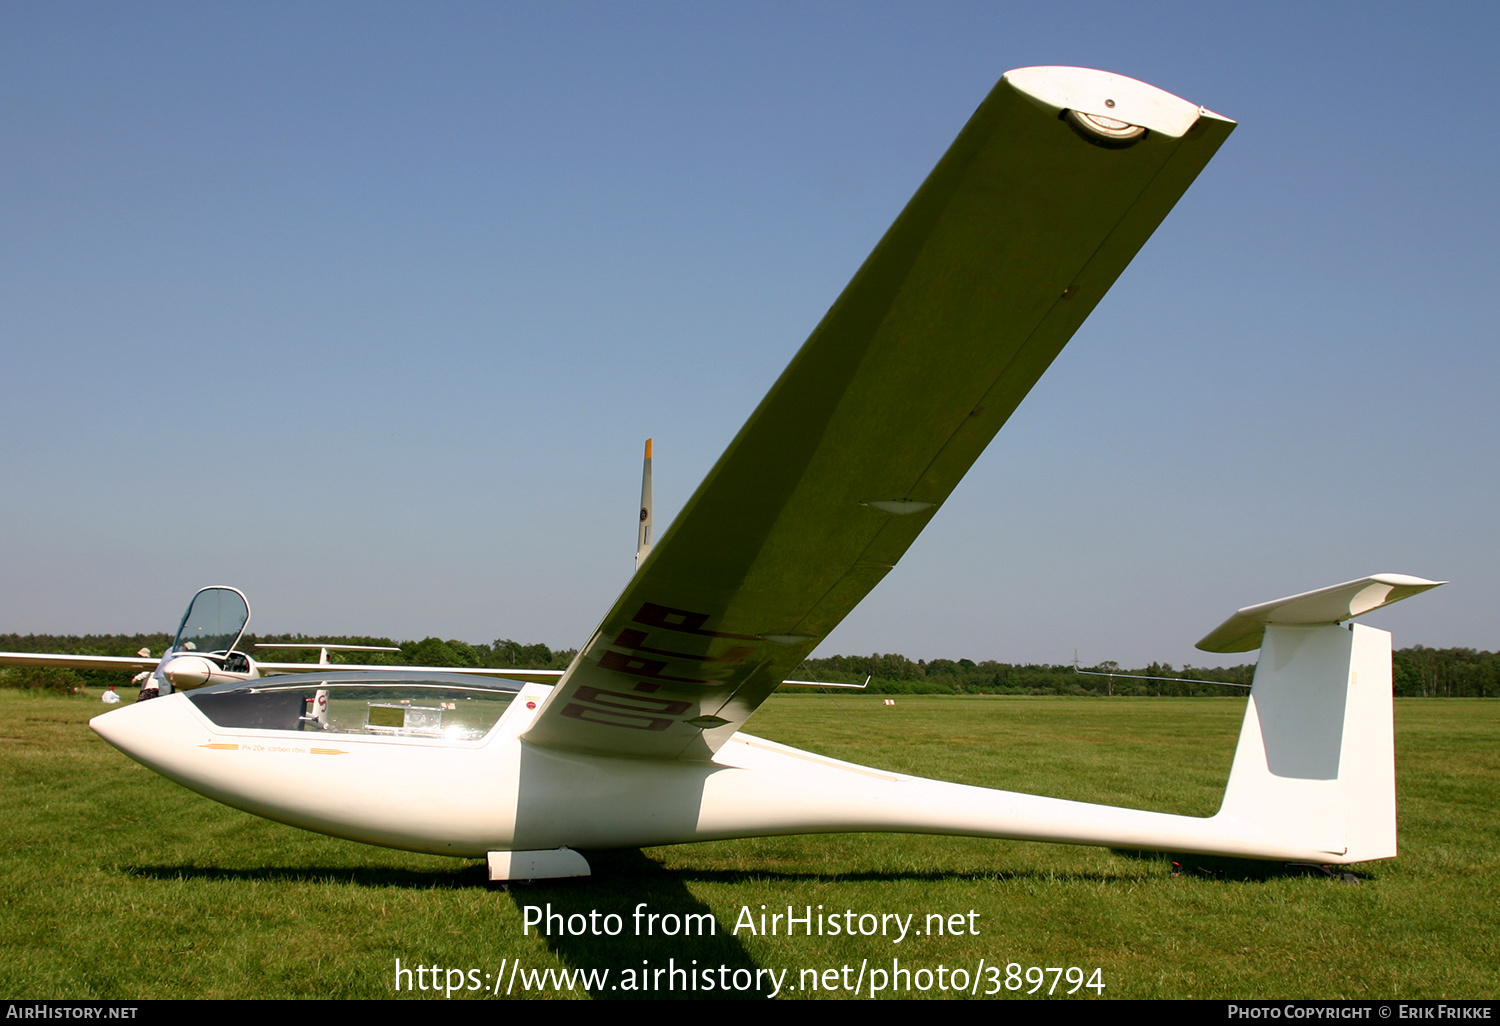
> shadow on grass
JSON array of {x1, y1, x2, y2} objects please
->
[
  {"x1": 123, "y1": 853, "x2": 773, "y2": 998},
  {"x1": 505, "y1": 849, "x2": 770, "y2": 1000},
  {"x1": 125, "y1": 849, "x2": 1264, "y2": 891},
  {"x1": 1111, "y1": 849, "x2": 1369, "y2": 883},
  {"x1": 659, "y1": 865, "x2": 1140, "y2": 885},
  {"x1": 121, "y1": 862, "x2": 492, "y2": 888}
]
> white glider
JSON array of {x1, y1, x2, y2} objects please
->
[{"x1": 84, "y1": 67, "x2": 1443, "y2": 880}]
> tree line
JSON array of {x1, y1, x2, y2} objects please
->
[{"x1": 1, "y1": 632, "x2": 1493, "y2": 697}]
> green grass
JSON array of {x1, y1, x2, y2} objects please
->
[{"x1": 0, "y1": 690, "x2": 1494, "y2": 1000}]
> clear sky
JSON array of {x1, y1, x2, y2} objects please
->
[{"x1": 2, "y1": 1, "x2": 1495, "y2": 668}]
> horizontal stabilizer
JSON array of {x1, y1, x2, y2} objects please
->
[
  {"x1": 1196, "y1": 574, "x2": 1445, "y2": 653},
  {"x1": 781, "y1": 675, "x2": 870, "y2": 689}
]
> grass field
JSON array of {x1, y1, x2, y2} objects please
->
[{"x1": 0, "y1": 690, "x2": 1494, "y2": 1000}]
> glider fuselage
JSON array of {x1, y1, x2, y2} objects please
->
[{"x1": 91, "y1": 633, "x2": 1399, "y2": 868}]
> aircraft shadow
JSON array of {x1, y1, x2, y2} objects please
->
[
  {"x1": 1110, "y1": 849, "x2": 1368, "y2": 883},
  {"x1": 648, "y1": 865, "x2": 1140, "y2": 885},
  {"x1": 127, "y1": 857, "x2": 770, "y2": 999},
  {"x1": 122, "y1": 862, "x2": 490, "y2": 888},
  {"x1": 124, "y1": 858, "x2": 766, "y2": 998},
  {"x1": 126, "y1": 851, "x2": 1331, "y2": 890},
  {"x1": 504, "y1": 848, "x2": 767, "y2": 1000}
]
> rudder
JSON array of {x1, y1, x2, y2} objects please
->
[{"x1": 1217, "y1": 622, "x2": 1395, "y2": 863}]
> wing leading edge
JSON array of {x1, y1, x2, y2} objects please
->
[{"x1": 525, "y1": 67, "x2": 1235, "y2": 760}]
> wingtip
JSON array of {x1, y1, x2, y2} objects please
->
[{"x1": 1369, "y1": 573, "x2": 1446, "y2": 588}]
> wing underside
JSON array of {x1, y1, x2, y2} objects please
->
[{"x1": 524, "y1": 67, "x2": 1235, "y2": 760}]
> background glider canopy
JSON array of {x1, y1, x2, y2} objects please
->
[
  {"x1": 171, "y1": 586, "x2": 250, "y2": 656},
  {"x1": 525, "y1": 67, "x2": 1236, "y2": 760}
]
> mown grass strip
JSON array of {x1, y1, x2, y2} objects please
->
[{"x1": 0, "y1": 691, "x2": 1493, "y2": 999}]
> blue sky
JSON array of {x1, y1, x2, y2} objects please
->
[{"x1": 2, "y1": 2, "x2": 1495, "y2": 667}]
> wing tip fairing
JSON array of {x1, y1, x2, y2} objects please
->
[{"x1": 1001, "y1": 66, "x2": 1232, "y2": 139}]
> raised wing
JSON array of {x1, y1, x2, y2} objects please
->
[{"x1": 524, "y1": 67, "x2": 1235, "y2": 760}]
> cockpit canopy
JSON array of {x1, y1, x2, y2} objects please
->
[
  {"x1": 172, "y1": 586, "x2": 250, "y2": 656},
  {"x1": 187, "y1": 671, "x2": 521, "y2": 742}
]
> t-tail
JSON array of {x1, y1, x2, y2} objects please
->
[{"x1": 1194, "y1": 573, "x2": 1444, "y2": 862}]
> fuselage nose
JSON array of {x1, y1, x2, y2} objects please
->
[
  {"x1": 89, "y1": 686, "x2": 530, "y2": 856},
  {"x1": 90, "y1": 693, "x2": 202, "y2": 771}
]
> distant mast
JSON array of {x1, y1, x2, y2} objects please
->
[{"x1": 635, "y1": 438, "x2": 653, "y2": 571}]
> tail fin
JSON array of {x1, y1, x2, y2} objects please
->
[
  {"x1": 1218, "y1": 623, "x2": 1395, "y2": 862},
  {"x1": 1199, "y1": 574, "x2": 1443, "y2": 863}
]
